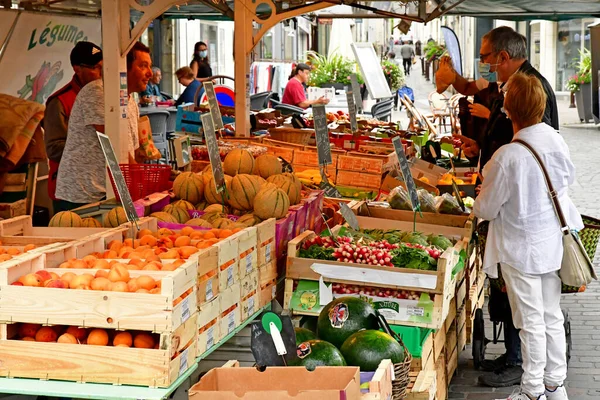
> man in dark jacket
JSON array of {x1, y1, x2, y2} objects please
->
[{"x1": 43, "y1": 41, "x2": 103, "y2": 212}]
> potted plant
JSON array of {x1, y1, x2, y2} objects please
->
[
  {"x1": 306, "y1": 51, "x2": 362, "y2": 90},
  {"x1": 381, "y1": 59, "x2": 406, "y2": 93},
  {"x1": 567, "y1": 49, "x2": 592, "y2": 123}
]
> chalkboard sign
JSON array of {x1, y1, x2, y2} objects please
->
[
  {"x1": 392, "y1": 136, "x2": 420, "y2": 211},
  {"x1": 346, "y1": 90, "x2": 358, "y2": 133},
  {"x1": 320, "y1": 168, "x2": 342, "y2": 198},
  {"x1": 201, "y1": 113, "x2": 225, "y2": 192},
  {"x1": 351, "y1": 43, "x2": 392, "y2": 100},
  {"x1": 313, "y1": 104, "x2": 332, "y2": 166},
  {"x1": 203, "y1": 81, "x2": 224, "y2": 130},
  {"x1": 96, "y1": 133, "x2": 139, "y2": 224},
  {"x1": 250, "y1": 311, "x2": 297, "y2": 367},
  {"x1": 350, "y1": 74, "x2": 362, "y2": 113},
  {"x1": 339, "y1": 202, "x2": 359, "y2": 230}
]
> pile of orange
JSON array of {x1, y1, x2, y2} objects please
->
[{"x1": 0, "y1": 243, "x2": 37, "y2": 262}]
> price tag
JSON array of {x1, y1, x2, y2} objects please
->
[
  {"x1": 96, "y1": 133, "x2": 139, "y2": 224},
  {"x1": 407, "y1": 306, "x2": 425, "y2": 317},
  {"x1": 206, "y1": 326, "x2": 215, "y2": 348},
  {"x1": 228, "y1": 311, "x2": 236, "y2": 334},
  {"x1": 339, "y1": 202, "x2": 359, "y2": 230},
  {"x1": 350, "y1": 74, "x2": 362, "y2": 113},
  {"x1": 206, "y1": 281, "x2": 214, "y2": 302},
  {"x1": 346, "y1": 90, "x2": 358, "y2": 133},
  {"x1": 201, "y1": 113, "x2": 225, "y2": 193},
  {"x1": 451, "y1": 180, "x2": 466, "y2": 212},
  {"x1": 203, "y1": 81, "x2": 224, "y2": 130},
  {"x1": 178, "y1": 347, "x2": 189, "y2": 376},
  {"x1": 319, "y1": 168, "x2": 342, "y2": 198},
  {"x1": 248, "y1": 297, "x2": 255, "y2": 315},
  {"x1": 312, "y1": 104, "x2": 332, "y2": 166},
  {"x1": 265, "y1": 243, "x2": 272, "y2": 264},
  {"x1": 392, "y1": 136, "x2": 420, "y2": 211},
  {"x1": 246, "y1": 253, "x2": 253, "y2": 273},
  {"x1": 226, "y1": 265, "x2": 234, "y2": 287},
  {"x1": 181, "y1": 296, "x2": 191, "y2": 323}
]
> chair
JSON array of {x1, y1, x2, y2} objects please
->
[
  {"x1": 370, "y1": 98, "x2": 395, "y2": 121},
  {"x1": 161, "y1": 91, "x2": 173, "y2": 100},
  {"x1": 144, "y1": 109, "x2": 170, "y2": 139},
  {"x1": 428, "y1": 91, "x2": 451, "y2": 133},
  {"x1": 166, "y1": 108, "x2": 177, "y2": 135},
  {"x1": 250, "y1": 91, "x2": 273, "y2": 111},
  {"x1": 270, "y1": 98, "x2": 306, "y2": 116}
]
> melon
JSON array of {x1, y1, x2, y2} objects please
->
[
  {"x1": 236, "y1": 213, "x2": 262, "y2": 227},
  {"x1": 103, "y1": 207, "x2": 128, "y2": 228},
  {"x1": 283, "y1": 172, "x2": 302, "y2": 193},
  {"x1": 231, "y1": 222, "x2": 248, "y2": 229},
  {"x1": 49, "y1": 211, "x2": 83, "y2": 228},
  {"x1": 223, "y1": 149, "x2": 255, "y2": 176},
  {"x1": 340, "y1": 330, "x2": 405, "y2": 371},
  {"x1": 173, "y1": 172, "x2": 204, "y2": 204},
  {"x1": 292, "y1": 340, "x2": 346, "y2": 370},
  {"x1": 195, "y1": 201, "x2": 207, "y2": 211},
  {"x1": 150, "y1": 212, "x2": 178, "y2": 223},
  {"x1": 204, "y1": 204, "x2": 230, "y2": 214},
  {"x1": 253, "y1": 187, "x2": 290, "y2": 220},
  {"x1": 185, "y1": 218, "x2": 213, "y2": 228},
  {"x1": 317, "y1": 297, "x2": 379, "y2": 349},
  {"x1": 228, "y1": 174, "x2": 261, "y2": 211},
  {"x1": 253, "y1": 175, "x2": 267, "y2": 187},
  {"x1": 171, "y1": 200, "x2": 195, "y2": 211},
  {"x1": 167, "y1": 206, "x2": 190, "y2": 224},
  {"x1": 201, "y1": 212, "x2": 227, "y2": 224},
  {"x1": 254, "y1": 154, "x2": 283, "y2": 179},
  {"x1": 295, "y1": 327, "x2": 317, "y2": 345},
  {"x1": 81, "y1": 217, "x2": 102, "y2": 228},
  {"x1": 205, "y1": 175, "x2": 233, "y2": 205},
  {"x1": 213, "y1": 218, "x2": 235, "y2": 229},
  {"x1": 267, "y1": 175, "x2": 300, "y2": 205}
]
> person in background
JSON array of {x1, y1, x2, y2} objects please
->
[
  {"x1": 44, "y1": 41, "x2": 103, "y2": 213},
  {"x1": 281, "y1": 63, "x2": 329, "y2": 109},
  {"x1": 474, "y1": 72, "x2": 580, "y2": 400},
  {"x1": 190, "y1": 41, "x2": 213, "y2": 82},
  {"x1": 175, "y1": 67, "x2": 201, "y2": 107},
  {"x1": 400, "y1": 41, "x2": 415, "y2": 76},
  {"x1": 140, "y1": 66, "x2": 165, "y2": 104},
  {"x1": 55, "y1": 42, "x2": 152, "y2": 212}
]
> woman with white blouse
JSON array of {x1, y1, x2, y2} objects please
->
[{"x1": 474, "y1": 72, "x2": 583, "y2": 400}]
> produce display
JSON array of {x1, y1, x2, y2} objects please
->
[
  {"x1": 191, "y1": 142, "x2": 266, "y2": 162},
  {"x1": 292, "y1": 339, "x2": 347, "y2": 370},
  {"x1": 0, "y1": 243, "x2": 37, "y2": 261},
  {"x1": 340, "y1": 330, "x2": 405, "y2": 372},
  {"x1": 437, "y1": 172, "x2": 478, "y2": 186},
  {"x1": 387, "y1": 186, "x2": 471, "y2": 215},
  {"x1": 317, "y1": 297, "x2": 379, "y2": 349}
]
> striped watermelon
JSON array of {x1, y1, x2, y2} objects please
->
[
  {"x1": 205, "y1": 175, "x2": 232, "y2": 205},
  {"x1": 49, "y1": 211, "x2": 83, "y2": 227},
  {"x1": 150, "y1": 212, "x2": 178, "y2": 223},
  {"x1": 104, "y1": 207, "x2": 128, "y2": 228},
  {"x1": 81, "y1": 217, "x2": 102, "y2": 228},
  {"x1": 228, "y1": 174, "x2": 261, "y2": 211},
  {"x1": 253, "y1": 187, "x2": 290, "y2": 219},
  {"x1": 267, "y1": 175, "x2": 300, "y2": 205},
  {"x1": 223, "y1": 149, "x2": 255, "y2": 176},
  {"x1": 173, "y1": 172, "x2": 204, "y2": 204}
]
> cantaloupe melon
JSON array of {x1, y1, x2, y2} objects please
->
[
  {"x1": 167, "y1": 206, "x2": 190, "y2": 223},
  {"x1": 173, "y1": 172, "x2": 204, "y2": 204},
  {"x1": 104, "y1": 207, "x2": 128, "y2": 228},
  {"x1": 201, "y1": 212, "x2": 227, "y2": 224},
  {"x1": 228, "y1": 174, "x2": 261, "y2": 211},
  {"x1": 204, "y1": 204, "x2": 230, "y2": 214},
  {"x1": 237, "y1": 213, "x2": 262, "y2": 227},
  {"x1": 186, "y1": 218, "x2": 213, "y2": 228},
  {"x1": 195, "y1": 201, "x2": 207, "y2": 211},
  {"x1": 213, "y1": 218, "x2": 235, "y2": 229},
  {"x1": 171, "y1": 200, "x2": 195, "y2": 211},
  {"x1": 253, "y1": 187, "x2": 290, "y2": 219},
  {"x1": 150, "y1": 212, "x2": 178, "y2": 223},
  {"x1": 81, "y1": 217, "x2": 102, "y2": 228},
  {"x1": 49, "y1": 211, "x2": 83, "y2": 228},
  {"x1": 283, "y1": 172, "x2": 302, "y2": 193},
  {"x1": 205, "y1": 175, "x2": 233, "y2": 205},
  {"x1": 267, "y1": 175, "x2": 301, "y2": 205},
  {"x1": 253, "y1": 154, "x2": 283, "y2": 179},
  {"x1": 223, "y1": 149, "x2": 255, "y2": 176}
]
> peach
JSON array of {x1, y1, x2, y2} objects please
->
[
  {"x1": 95, "y1": 269, "x2": 109, "y2": 279},
  {"x1": 44, "y1": 279, "x2": 68, "y2": 289},
  {"x1": 137, "y1": 228, "x2": 153, "y2": 239},
  {"x1": 93, "y1": 259, "x2": 110, "y2": 269},
  {"x1": 87, "y1": 329, "x2": 109, "y2": 346},
  {"x1": 69, "y1": 275, "x2": 89, "y2": 289},
  {"x1": 127, "y1": 278, "x2": 140, "y2": 292},
  {"x1": 157, "y1": 228, "x2": 174, "y2": 237},
  {"x1": 136, "y1": 275, "x2": 156, "y2": 291},
  {"x1": 178, "y1": 246, "x2": 198, "y2": 259},
  {"x1": 180, "y1": 227, "x2": 195, "y2": 237},
  {"x1": 174, "y1": 236, "x2": 191, "y2": 248},
  {"x1": 142, "y1": 263, "x2": 160, "y2": 271},
  {"x1": 158, "y1": 249, "x2": 179, "y2": 260},
  {"x1": 10, "y1": 281, "x2": 24, "y2": 286},
  {"x1": 57, "y1": 333, "x2": 78, "y2": 344},
  {"x1": 34, "y1": 270, "x2": 53, "y2": 282},
  {"x1": 109, "y1": 281, "x2": 128, "y2": 292},
  {"x1": 157, "y1": 238, "x2": 174, "y2": 249},
  {"x1": 173, "y1": 259, "x2": 186, "y2": 267},
  {"x1": 149, "y1": 287, "x2": 161, "y2": 294},
  {"x1": 125, "y1": 263, "x2": 142, "y2": 271},
  {"x1": 0, "y1": 254, "x2": 12, "y2": 262},
  {"x1": 23, "y1": 244, "x2": 36, "y2": 252},
  {"x1": 70, "y1": 259, "x2": 88, "y2": 269},
  {"x1": 22, "y1": 336, "x2": 36, "y2": 341},
  {"x1": 6, "y1": 248, "x2": 21, "y2": 256},
  {"x1": 60, "y1": 272, "x2": 76, "y2": 284},
  {"x1": 59, "y1": 261, "x2": 72, "y2": 268},
  {"x1": 19, "y1": 323, "x2": 41, "y2": 338},
  {"x1": 145, "y1": 253, "x2": 160, "y2": 262},
  {"x1": 74, "y1": 284, "x2": 91, "y2": 290},
  {"x1": 66, "y1": 326, "x2": 88, "y2": 341},
  {"x1": 49, "y1": 272, "x2": 60, "y2": 280},
  {"x1": 128, "y1": 253, "x2": 144, "y2": 261},
  {"x1": 108, "y1": 264, "x2": 130, "y2": 282},
  {"x1": 113, "y1": 331, "x2": 133, "y2": 347},
  {"x1": 22, "y1": 273, "x2": 43, "y2": 287},
  {"x1": 102, "y1": 250, "x2": 118, "y2": 259},
  {"x1": 155, "y1": 279, "x2": 161, "y2": 288},
  {"x1": 82, "y1": 255, "x2": 97, "y2": 267},
  {"x1": 107, "y1": 240, "x2": 123, "y2": 252},
  {"x1": 133, "y1": 332, "x2": 155, "y2": 349},
  {"x1": 90, "y1": 277, "x2": 111, "y2": 291},
  {"x1": 123, "y1": 238, "x2": 134, "y2": 248},
  {"x1": 136, "y1": 289, "x2": 150, "y2": 293},
  {"x1": 80, "y1": 274, "x2": 94, "y2": 285},
  {"x1": 161, "y1": 263, "x2": 177, "y2": 271},
  {"x1": 35, "y1": 326, "x2": 58, "y2": 342}
]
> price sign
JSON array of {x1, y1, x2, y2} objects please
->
[
  {"x1": 319, "y1": 168, "x2": 342, "y2": 198},
  {"x1": 392, "y1": 136, "x2": 420, "y2": 211},
  {"x1": 201, "y1": 113, "x2": 225, "y2": 193},
  {"x1": 312, "y1": 104, "x2": 332, "y2": 166},
  {"x1": 203, "y1": 81, "x2": 224, "y2": 130},
  {"x1": 346, "y1": 90, "x2": 358, "y2": 133},
  {"x1": 96, "y1": 133, "x2": 139, "y2": 224},
  {"x1": 339, "y1": 202, "x2": 359, "y2": 230},
  {"x1": 350, "y1": 74, "x2": 362, "y2": 113}
]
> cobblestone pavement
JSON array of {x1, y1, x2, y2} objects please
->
[{"x1": 393, "y1": 69, "x2": 600, "y2": 399}]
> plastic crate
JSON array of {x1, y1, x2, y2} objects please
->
[
  {"x1": 108, "y1": 164, "x2": 171, "y2": 202},
  {"x1": 388, "y1": 325, "x2": 433, "y2": 358}
]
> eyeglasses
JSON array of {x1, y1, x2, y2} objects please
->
[{"x1": 479, "y1": 52, "x2": 494, "y2": 62}]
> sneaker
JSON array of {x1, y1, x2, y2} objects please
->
[
  {"x1": 479, "y1": 365, "x2": 523, "y2": 387},
  {"x1": 506, "y1": 390, "x2": 546, "y2": 400},
  {"x1": 545, "y1": 386, "x2": 568, "y2": 400},
  {"x1": 480, "y1": 354, "x2": 508, "y2": 372}
]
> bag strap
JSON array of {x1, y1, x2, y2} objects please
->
[{"x1": 512, "y1": 139, "x2": 569, "y2": 233}]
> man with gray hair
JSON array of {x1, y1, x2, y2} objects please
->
[{"x1": 141, "y1": 66, "x2": 164, "y2": 103}]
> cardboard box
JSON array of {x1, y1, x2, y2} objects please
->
[{"x1": 189, "y1": 362, "x2": 361, "y2": 400}]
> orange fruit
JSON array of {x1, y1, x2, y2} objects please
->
[
  {"x1": 203, "y1": 231, "x2": 216, "y2": 240},
  {"x1": 136, "y1": 275, "x2": 156, "y2": 291},
  {"x1": 90, "y1": 277, "x2": 111, "y2": 291},
  {"x1": 109, "y1": 281, "x2": 128, "y2": 292},
  {"x1": 57, "y1": 333, "x2": 78, "y2": 344},
  {"x1": 107, "y1": 264, "x2": 130, "y2": 282},
  {"x1": 18, "y1": 323, "x2": 41, "y2": 338},
  {"x1": 133, "y1": 332, "x2": 155, "y2": 349},
  {"x1": 35, "y1": 327, "x2": 58, "y2": 342},
  {"x1": 113, "y1": 332, "x2": 133, "y2": 347},
  {"x1": 87, "y1": 329, "x2": 109, "y2": 346},
  {"x1": 66, "y1": 326, "x2": 88, "y2": 341},
  {"x1": 218, "y1": 229, "x2": 233, "y2": 239}
]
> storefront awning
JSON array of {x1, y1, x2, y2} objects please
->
[{"x1": 448, "y1": 0, "x2": 600, "y2": 20}]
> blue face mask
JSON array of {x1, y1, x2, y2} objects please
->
[
  {"x1": 198, "y1": 50, "x2": 208, "y2": 59},
  {"x1": 478, "y1": 60, "x2": 500, "y2": 83}
]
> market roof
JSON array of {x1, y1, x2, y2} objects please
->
[{"x1": 449, "y1": 0, "x2": 600, "y2": 20}]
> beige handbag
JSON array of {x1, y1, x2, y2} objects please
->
[{"x1": 514, "y1": 139, "x2": 597, "y2": 287}]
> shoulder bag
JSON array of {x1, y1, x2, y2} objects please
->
[{"x1": 513, "y1": 139, "x2": 597, "y2": 286}]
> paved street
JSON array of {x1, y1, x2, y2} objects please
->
[{"x1": 392, "y1": 64, "x2": 600, "y2": 399}]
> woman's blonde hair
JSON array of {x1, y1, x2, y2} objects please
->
[
  {"x1": 176, "y1": 66, "x2": 195, "y2": 80},
  {"x1": 503, "y1": 72, "x2": 546, "y2": 128}
]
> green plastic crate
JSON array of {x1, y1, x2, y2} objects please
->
[{"x1": 387, "y1": 325, "x2": 432, "y2": 358}]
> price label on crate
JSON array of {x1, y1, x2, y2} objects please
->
[
  {"x1": 265, "y1": 243, "x2": 272, "y2": 264},
  {"x1": 204, "y1": 81, "x2": 224, "y2": 130},
  {"x1": 346, "y1": 90, "x2": 358, "y2": 133},
  {"x1": 228, "y1": 311, "x2": 236, "y2": 334},
  {"x1": 313, "y1": 104, "x2": 332, "y2": 166},
  {"x1": 350, "y1": 74, "x2": 362, "y2": 113},
  {"x1": 392, "y1": 136, "x2": 420, "y2": 211},
  {"x1": 201, "y1": 113, "x2": 226, "y2": 193},
  {"x1": 339, "y1": 202, "x2": 359, "y2": 230},
  {"x1": 207, "y1": 326, "x2": 215, "y2": 348},
  {"x1": 96, "y1": 132, "x2": 139, "y2": 224},
  {"x1": 246, "y1": 253, "x2": 253, "y2": 274},
  {"x1": 226, "y1": 265, "x2": 234, "y2": 287},
  {"x1": 206, "y1": 281, "x2": 214, "y2": 302},
  {"x1": 248, "y1": 297, "x2": 255, "y2": 315},
  {"x1": 179, "y1": 347, "x2": 189, "y2": 376},
  {"x1": 181, "y1": 296, "x2": 191, "y2": 323}
]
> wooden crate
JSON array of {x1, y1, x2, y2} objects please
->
[
  {"x1": 445, "y1": 325, "x2": 457, "y2": 362},
  {"x1": 259, "y1": 259, "x2": 277, "y2": 288},
  {"x1": 219, "y1": 303, "x2": 241, "y2": 340},
  {"x1": 256, "y1": 218, "x2": 276, "y2": 267},
  {"x1": 236, "y1": 227, "x2": 258, "y2": 279},
  {"x1": 241, "y1": 290, "x2": 259, "y2": 320},
  {"x1": 339, "y1": 152, "x2": 397, "y2": 175},
  {"x1": 198, "y1": 297, "x2": 220, "y2": 355},
  {"x1": 432, "y1": 327, "x2": 446, "y2": 364},
  {"x1": 0, "y1": 253, "x2": 197, "y2": 333},
  {"x1": 197, "y1": 270, "x2": 219, "y2": 306},
  {"x1": 457, "y1": 306, "x2": 467, "y2": 352},
  {"x1": 336, "y1": 170, "x2": 381, "y2": 190},
  {"x1": 292, "y1": 148, "x2": 344, "y2": 168},
  {"x1": 435, "y1": 352, "x2": 447, "y2": 400},
  {"x1": 293, "y1": 163, "x2": 337, "y2": 184},
  {"x1": 405, "y1": 371, "x2": 436, "y2": 400},
  {"x1": 455, "y1": 277, "x2": 467, "y2": 312},
  {"x1": 196, "y1": 235, "x2": 238, "y2": 292},
  {"x1": 220, "y1": 283, "x2": 241, "y2": 314},
  {"x1": 361, "y1": 359, "x2": 394, "y2": 400},
  {"x1": 410, "y1": 330, "x2": 434, "y2": 372},
  {"x1": 240, "y1": 270, "x2": 259, "y2": 299},
  {"x1": 446, "y1": 344, "x2": 458, "y2": 383},
  {"x1": 259, "y1": 278, "x2": 277, "y2": 308},
  {"x1": 0, "y1": 313, "x2": 198, "y2": 387},
  {"x1": 0, "y1": 199, "x2": 26, "y2": 219}
]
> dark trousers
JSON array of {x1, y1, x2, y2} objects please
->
[
  {"x1": 403, "y1": 58, "x2": 412, "y2": 75},
  {"x1": 53, "y1": 199, "x2": 87, "y2": 213},
  {"x1": 489, "y1": 282, "x2": 522, "y2": 366}
]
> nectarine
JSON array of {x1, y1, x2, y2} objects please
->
[
  {"x1": 87, "y1": 329, "x2": 109, "y2": 346},
  {"x1": 18, "y1": 323, "x2": 41, "y2": 338},
  {"x1": 108, "y1": 264, "x2": 130, "y2": 283},
  {"x1": 133, "y1": 332, "x2": 155, "y2": 349},
  {"x1": 22, "y1": 273, "x2": 43, "y2": 287},
  {"x1": 57, "y1": 333, "x2": 78, "y2": 344},
  {"x1": 35, "y1": 326, "x2": 58, "y2": 342},
  {"x1": 90, "y1": 277, "x2": 111, "y2": 291},
  {"x1": 113, "y1": 332, "x2": 133, "y2": 347}
]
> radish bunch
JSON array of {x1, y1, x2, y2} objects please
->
[
  {"x1": 331, "y1": 240, "x2": 399, "y2": 267},
  {"x1": 331, "y1": 283, "x2": 421, "y2": 300},
  {"x1": 404, "y1": 243, "x2": 442, "y2": 260}
]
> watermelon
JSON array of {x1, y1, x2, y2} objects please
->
[
  {"x1": 295, "y1": 327, "x2": 317, "y2": 345},
  {"x1": 317, "y1": 297, "x2": 379, "y2": 349},
  {"x1": 300, "y1": 316, "x2": 318, "y2": 333},
  {"x1": 292, "y1": 340, "x2": 346, "y2": 371},
  {"x1": 340, "y1": 330, "x2": 405, "y2": 371}
]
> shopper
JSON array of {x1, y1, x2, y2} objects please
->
[
  {"x1": 44, "y1": 41, "x2": 103, "y2": 214},
  {"x1": 55, "y1": 41, "x2": 152, "y2": 212},
  {"x1": 174, "y1": 66, "x2": 201, "y2": 107},
  {"x1": 474, "y1": 72, "x2": 581, "y2": 400},
  {"x1": 190, "y1": 41, "x2": 213, "y2": 82},
  {"x1": 400, "y1": 41, "x2": 415, "y2": 76},
  {"x1": 281, "y1": 63, "x2": 329, "y2": 109},
  {"x1": 140, "y1": 66, "x2": 164, "y2": 104}
]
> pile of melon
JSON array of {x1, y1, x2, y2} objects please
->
[
  {"x1": 48, "y1": 207, "x2": 128, "y2": 228},
  {"x1": 151, "y1": 150, "x2": 300, "y2": 229}
]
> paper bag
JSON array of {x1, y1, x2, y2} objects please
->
[{"x1": 136, "y1": 116, "x2": 161, "y2": 161}]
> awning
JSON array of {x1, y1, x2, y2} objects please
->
[{"x1": 448, "y1": 0, "x2": 600, "y2": 20}]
